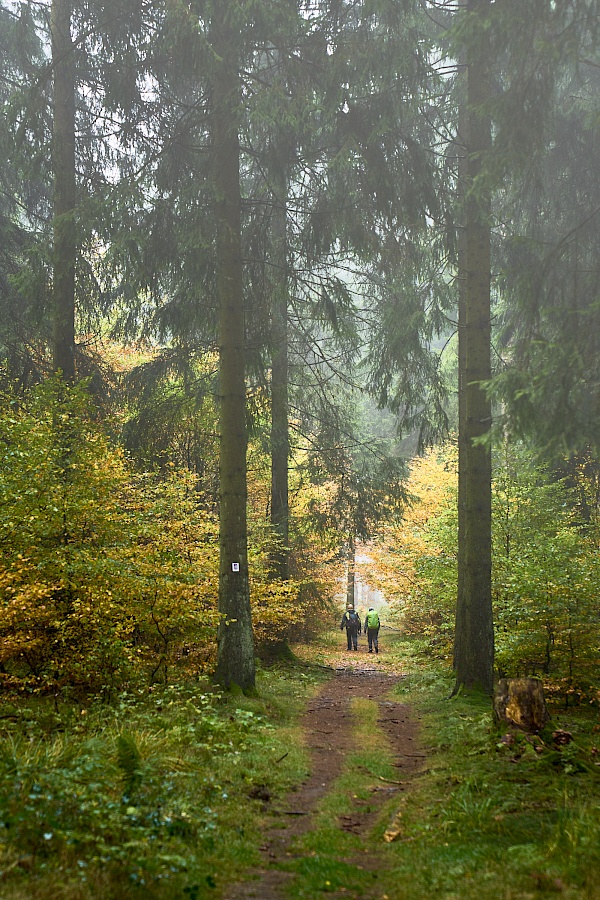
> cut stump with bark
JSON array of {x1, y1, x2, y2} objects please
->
[{"x1": 494, "y1": 678, "x2": 549, "y2": 733}]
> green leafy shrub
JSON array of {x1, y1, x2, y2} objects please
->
[
  {"x1": 0, "y1": 676, "x2": 306, "y2": 896},
  {"x1": 0, "y1": 378, "x2": 220, "y2": 695},
  {"x1": 493, "y1": 446, "x2": 600, "y2": 704},
  {"x1": 0, "y1": 670, "x2": 311, "y2": 898},
  {"x1": 374, "y1": 442, "x2": 600, "y2": 703}
]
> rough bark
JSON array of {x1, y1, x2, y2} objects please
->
[
  {"x1": 51, "y1": 0, "x2": 76, "y2": 380},
  {"x1": 454, "y1": 16, "x2": 468, "y2": 674},
  {"x1": 346, "y1": 536, "x2": 356, "y2": 609},
  {"x1": 269, "y1": 159, "x2": 290, "y2": 580},
  {"x1": 213, "y1": 3, "x2": 255, "y2": 692},
  {"x1": 453, "y1": 0, "x2": 494, "y2": 695}
]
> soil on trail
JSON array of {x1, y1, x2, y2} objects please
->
[{"x1": 224, "y1": 651, "x2": 422, "y2": 900}]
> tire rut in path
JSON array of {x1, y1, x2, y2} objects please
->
[{"x1": 223, "y1": 666, "x2": 420, "y2": 899}]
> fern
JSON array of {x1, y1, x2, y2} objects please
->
[{"x1": 116, "y1": 732, "x2": 142, "y2": 798}]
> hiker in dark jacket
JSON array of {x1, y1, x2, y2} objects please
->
[
  {"x1": 340, "y1": 605, "x2": 361, "y2": 650},
  {"x1": 364, "y1": 607, "x2": 380, "y2": 653}
]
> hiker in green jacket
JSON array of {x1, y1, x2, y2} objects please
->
[{"x1": 364, "y1": 607, "x2": 380, "y2": 654}]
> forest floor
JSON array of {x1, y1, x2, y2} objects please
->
[
  {"x1": 223, "y1": 631, "x2": 600, "y2": 900},
  {"x1": 2, "y1": 631, "x2": 600, "y2": 899},
  {"x1": 223, "y1": 635, "x2": 422, "y2": 900}
]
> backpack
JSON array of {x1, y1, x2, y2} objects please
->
[{"x1": 366, "y1": 609, "x2": 380, "y2": 629}]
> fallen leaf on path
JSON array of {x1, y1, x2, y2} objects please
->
[{"x1": 383, "y1": 813, "x2": 403, "y2": 842}]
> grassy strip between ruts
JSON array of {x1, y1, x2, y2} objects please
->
[
  {"x1": 292, "y1": 632, "x2": 600, "y2": 900},
  {"x1": 276, "y1": 694, "x2": 402, "y2": 899},
  {"x1": 0, "y1": 663, "x2": 326, "y2": 900}
]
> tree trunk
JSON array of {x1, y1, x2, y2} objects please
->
[
  {"x1": 346, "y1": 536, "x2": 356, "y2": 609},
  {"x1": 453, "y1": 0, "x2": 494, "y2": 695},
  {"x1": 453, "y1": 18, "x2": 468, "y2": 674},
  {"x1": 270, "y1": 158, "x2": 290, "y2": 580},
  {"x1": 51, "y1": 0, "x2": 76, "y2": 380},
  {"x1": 213, "y1": 3, "x2": 255, "y2": 692}
]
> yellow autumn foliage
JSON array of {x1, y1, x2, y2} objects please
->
[
  {"x1": 0, "y1": 378, "x2": 346, "y2": 693},
  {"x1": 368, "y1": 444, "x2": 457, "y2": 640}
]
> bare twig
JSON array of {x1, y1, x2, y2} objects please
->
[{"x1": 378, "y1": 775, "x2": 408, "y2": 786}]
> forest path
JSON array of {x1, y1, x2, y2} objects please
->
[{"x1": 223, "y1": 639, "x2": 422, "y2": 900}]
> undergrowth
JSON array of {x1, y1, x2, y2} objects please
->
[
  {"x1": 380, "y1": 637, "x2": 600, "y2": 900},
  {"x1": 3, "y1": 631, "x2": 599, "y2": 899},
  {"x1": 0, "y1": 663, "x2": 323, "y2": 899},
  {"x1": 292, "y1": 631, "x2": 600, "y2": 899}
]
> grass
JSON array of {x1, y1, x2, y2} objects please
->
[
  {"x1": 1, "y1": 633, "x2": 599, "y2": 899},
  {"x1": 0, "y1": 664, "x2": 325, "y2": 899},
  {"x1": 375, "y1": 637, "x2": 600, "y2": 900},
  {"x1": 291, "y1": 631, "x2": 600, "y2": 899}
]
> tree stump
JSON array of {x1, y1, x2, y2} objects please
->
[{"x1": 493, "y1": 678, "x2": 549, "y2": 733}]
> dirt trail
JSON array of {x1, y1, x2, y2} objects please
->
[{"x1": 223, "y1": 656, "x2": 421, "y2": 900}]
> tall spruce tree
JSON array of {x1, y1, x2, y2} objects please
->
[
  {"x1": 51, "y1": 0, "x2": 76, "y2": 380},
  {"x1": 449, "y1": 0, "x2": 598, "y2": 691},
  {"x1": 0, "y1": 1, "x2": 53, "y2": 381},
  {"x1": 212, "y1": 0, "x2": 255, "y2": 691},
  {"x1": 269, "y1": 154, "x2": 291, "y2": 580},
  {"x1": 0, "y1": 0, "x2": 158, "y2": 385},
  {"x1": 453, "y1": 0, "x2": 494, "y2": 695}
]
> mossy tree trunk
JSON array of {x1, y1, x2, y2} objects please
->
[{"x1": 213, "y1": 2, "x2": 255, "y2": 692}]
